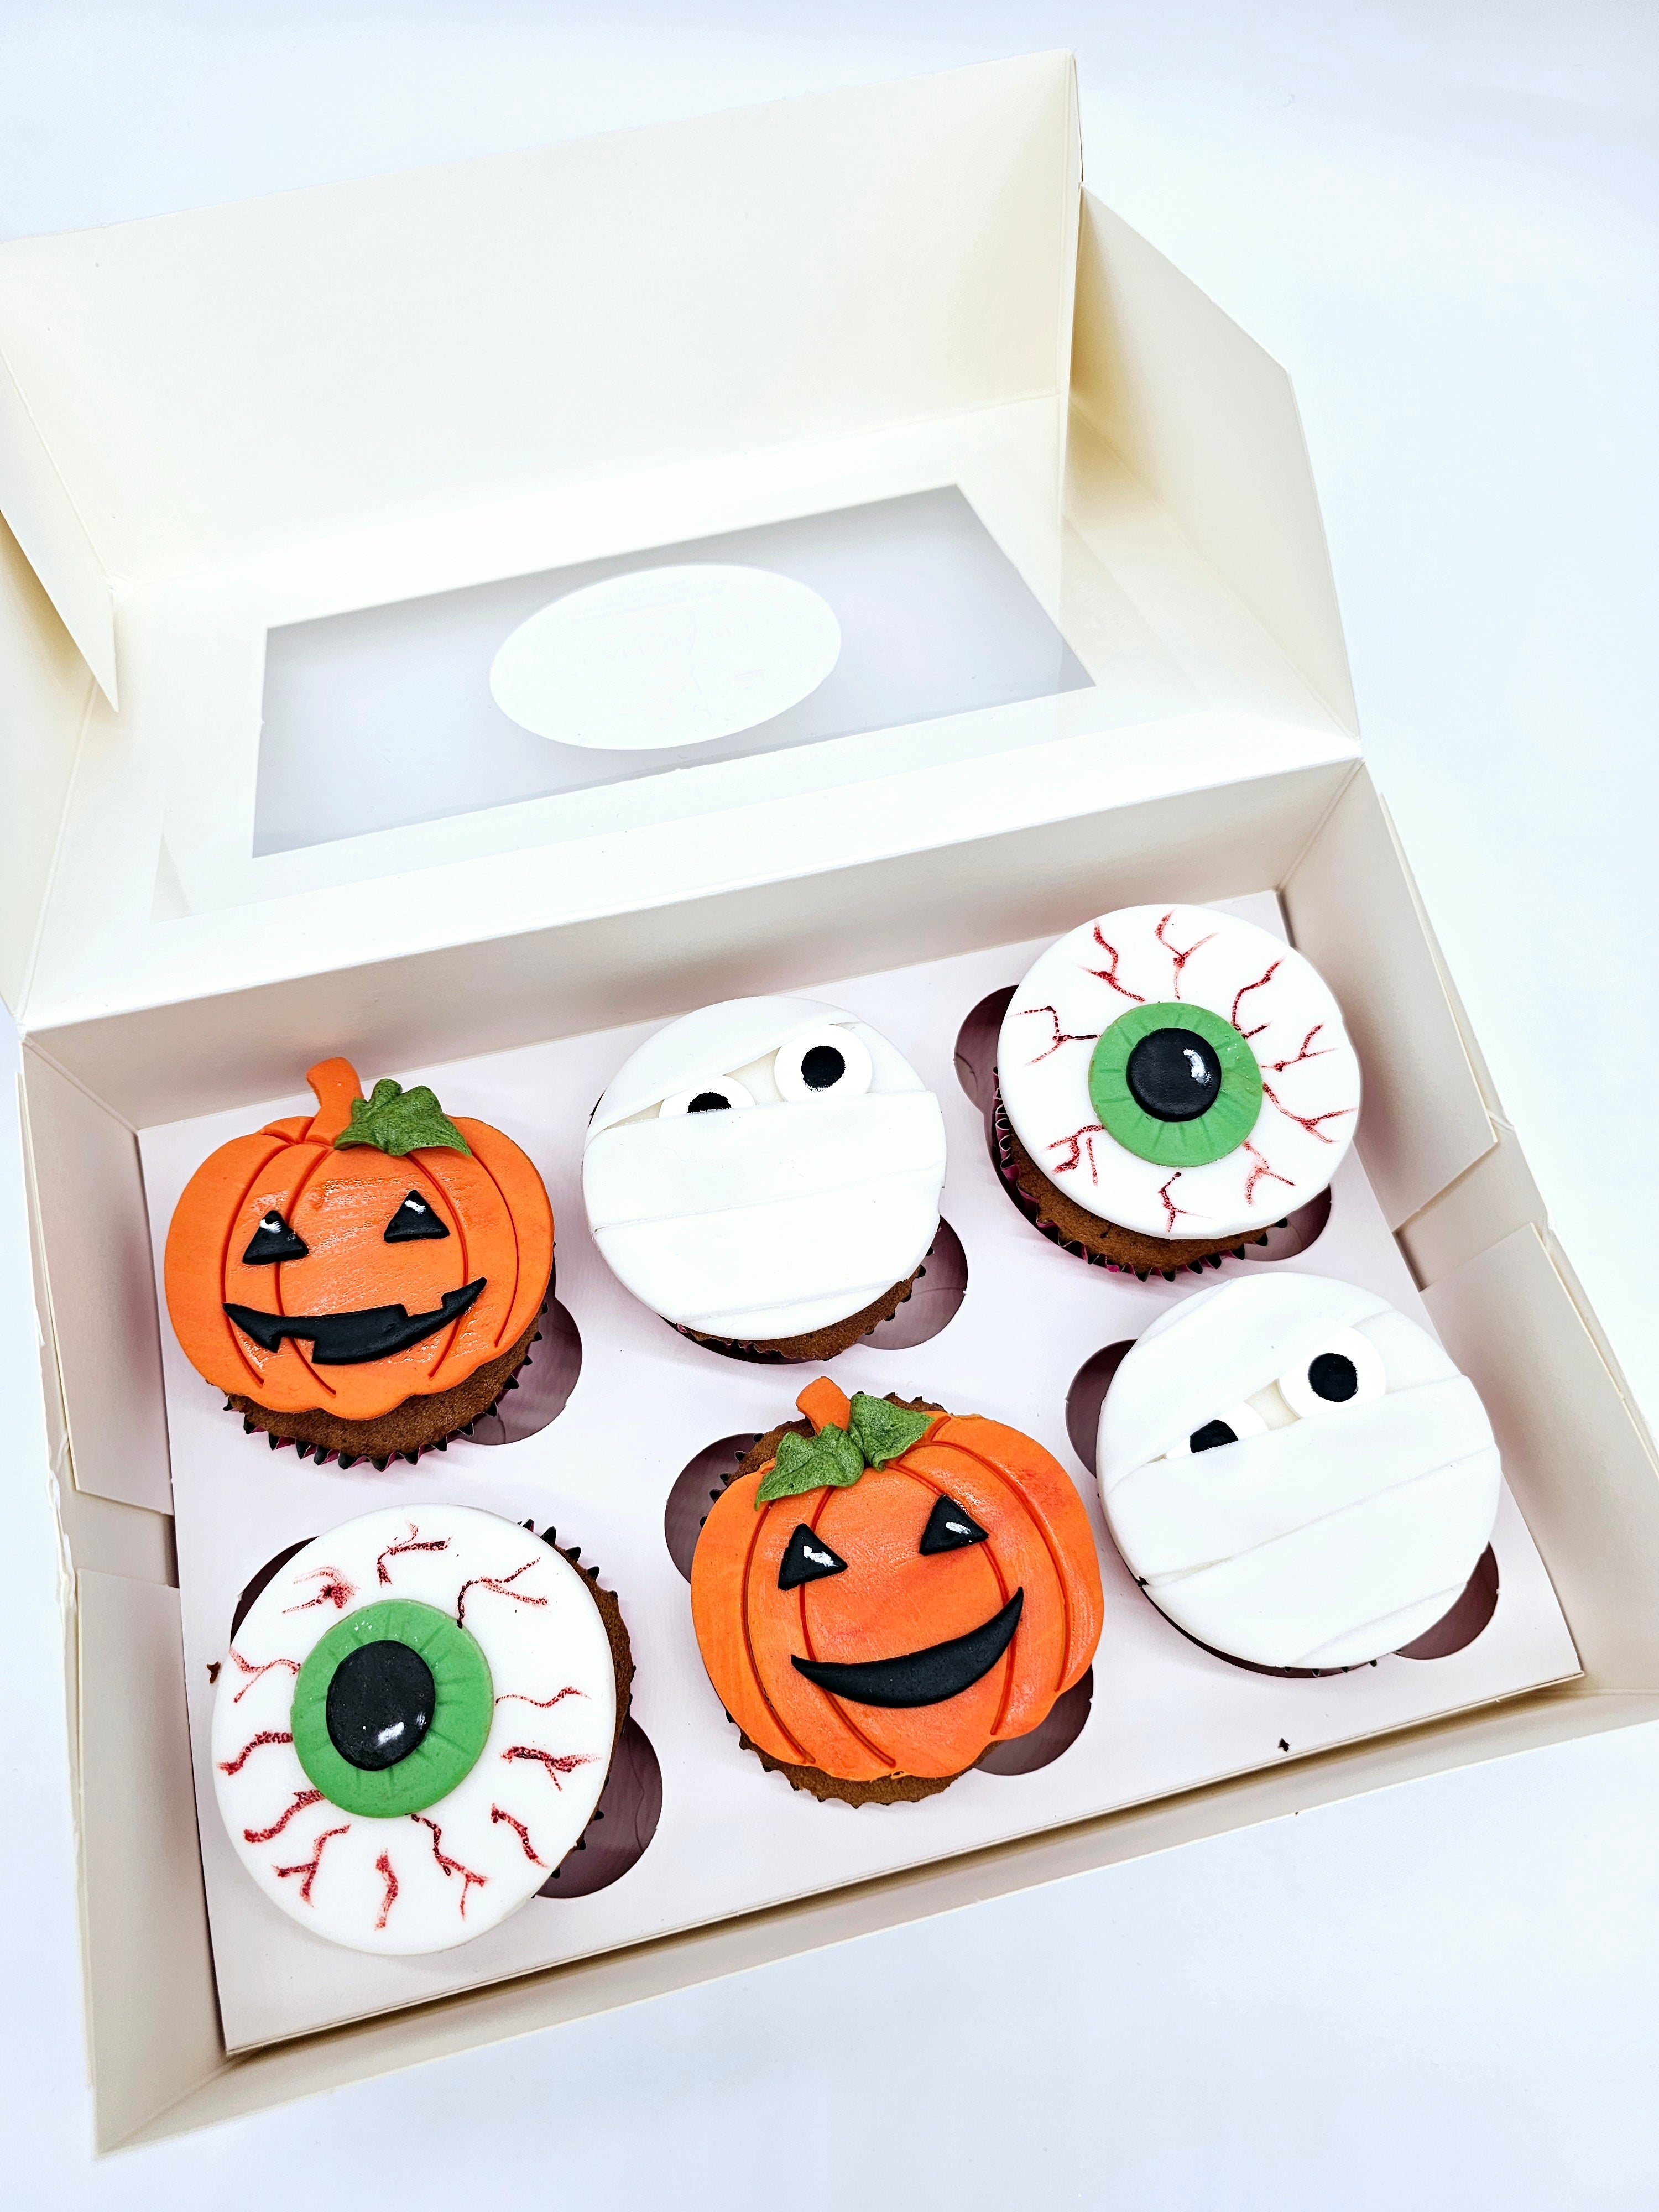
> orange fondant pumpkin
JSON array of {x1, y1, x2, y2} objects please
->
[
  {"x1": 164, "y1": 1058, "x2": 553, "y2": 1424},
  {"x1": 691, "y1": 1378, "x2": 1104, "y2": 1782}
]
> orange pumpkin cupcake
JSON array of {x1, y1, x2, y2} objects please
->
[
  {"x1": 165, "y1": 1058, "x2": 554, "y2": 1467},
  {"x1": 690, "y1": 1377, "x2": 1103, "y2": 1803}
]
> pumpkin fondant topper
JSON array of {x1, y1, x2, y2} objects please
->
[
  {"x1": 165, "y1": 1058, "x2": 554, "y2": 1465},
  {"x1": 691, "y1": 1378, "x2": 1104, "y2": 1802}
]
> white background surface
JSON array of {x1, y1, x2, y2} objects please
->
[{"x1": 2, "y1": 2, "x2": 1655, "y2": 2203}]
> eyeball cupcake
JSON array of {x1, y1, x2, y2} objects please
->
[
  {"x1": 213, "y1": 1504, "x2": 630, "y2": 1953},
  {"x1": 165, "y1": 1058, "x2": 554, "y2": 1466},
  {"x1": 995, "y1": 904, "x2": 1360, "y2": 1278},
  {"x1": 582, "y1": 996, "x2": 948, "y2": 1360},
  {"x1": 691, "y1": 1376, "x2": 1103, "y2": 1802},
  {"x1": 1097, "y1": 1272, "x2": 1501, "y2": 1671}
]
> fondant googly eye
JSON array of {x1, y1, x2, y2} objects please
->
[
  {"x1": 1164, "y1": 1401, "x2": 1268, "y2": 1457},
  {"x1": 773, "y1": 1025, "x2": 873, "y2": 1103},
  {"x1": 659, "y1": 1076, "x2": 756, "y2": 1117},
  {"x1": 1277, "y1": 1328, "x2": 1385, "y2": 1420}
]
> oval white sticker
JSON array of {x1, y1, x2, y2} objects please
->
[{"x1": 488, "y1": 563, "x2": 842, "y2": 752}]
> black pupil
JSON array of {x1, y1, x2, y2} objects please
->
[
  {"x1": 1125, "y1": 1027, "x2": 1223, "y2": 1122},
  {"x1": 800, "y1": 1044, "x2": 846, "y2": 1091},
  {"x1": 1190, "y1": 1418, "x2": 1238, "y2": 1452},
  {"x1": 1308, "y1": 1352, "x2": 1359, "y2": 1403},
  {"x1": 688, "y1": 1091, "x2": 730, "y2": 1112},
  {"x1": 325, "y1": 1640, "x2": 435, "y2": 1771}
]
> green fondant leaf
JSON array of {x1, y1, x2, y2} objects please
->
[
  {"x1": 754, "y1": 1423, "x2": 865, "y2": 1506},
  {"x1": 334, "y1": 1078, "x2": 472, "y2": 1159},
  {"x1": 848, "y1": 1392, "x2": 933, "y2": 1468}
]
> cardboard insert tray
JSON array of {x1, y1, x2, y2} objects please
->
[{"x1": 139, "y1": 897, "x2": 1579, "y2": 2051}]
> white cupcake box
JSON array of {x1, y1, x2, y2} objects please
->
[{"x1": 3, "y1": 53, "x2": 1647, "y2": 2148}]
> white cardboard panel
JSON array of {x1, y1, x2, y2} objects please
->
[
  {"x1": 0, "y1": 508, "x2": 93, "y2": 1015},
  {"x1": 0, "y1": 55, "x2": 1077, "y2": 599},
  {"x1": 1423, "y1": 1225, "x2": 1659, "y2": 1695},
  {"x1": 22, "y1": 1048, "x2": 172, "y2": 1512},
  {"x1": 1071, "y1": 194, "x2": 1357, "y2": 735},
  {"x1": 77, "y1": 1570, "x2": 222, "y2": 2153},
  {"x1": 1283, "y1": 768, "x2": 1497, "y2": 1229},
  {"x1": 138, "y1": 904, "x2": 1578, "y2": 2051},
  {"x1": 32, "y1": 762, "x2": 1352, "y2": 1128},
  {"x1": 0, "y1": 349, "x2": 116, "y2": 703}
]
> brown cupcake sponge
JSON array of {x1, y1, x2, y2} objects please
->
[
  {"x1": 226, "y1": 1302, "x2": 544, "y2": 1467},
  {"x1": 677, "y1": 1266, "x2": 921, "y2": 1363}
]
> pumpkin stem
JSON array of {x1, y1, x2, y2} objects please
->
[
  {"x1": 797, "y1": 1378, "x2": 852, "y2": 1435},
  {"x1": 304, "y1": 1058, "x2": 365, "y2": 1143}
]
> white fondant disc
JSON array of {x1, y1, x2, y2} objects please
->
[
  {"x1": 489, "y1": 564, "x2": 841, "y2": 750},
  {"x1": 998, "y1": 903, "x2": 1360, "y2": 1240},
  {"x1": 1097, "y1": 1272, "x2": 1501, "y2": 1670},
  {"x1": 213, "y1": 1505, "x2": 617, "y2": 1955},
  {"x1": 582, "y1": 995, "x2": 947, "y2": 1340}
]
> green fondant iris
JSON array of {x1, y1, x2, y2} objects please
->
[
  {"x1": 1088, "y1": 1001, "x2": 1261, "y2": 1168},
  {"x1": 290, "y1": 1598, "x2": 493, "y2": 1818}
]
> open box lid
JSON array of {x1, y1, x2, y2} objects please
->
[{"x1": 0, "y1": 51, "x2": 1358, "y2": 1036}]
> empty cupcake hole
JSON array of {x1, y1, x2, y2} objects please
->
[
  {"x1": 1243, "y1": 1187, "x2": 1332, "y2": 1262},
  {"x1": 1396, "y1": 1546, "x2": 1500, "y2": 1658},
  {"x1": 664, "y1": 1433, "x2": 761, "y2": 1581},
  {"x1": 464, "y1": 1297, "x2": 583, "y2": 1446},
  {"x1": 538, "y1": 1717, "x2": 663, "y2": 1899},
  {"x1": 953, "y1": 985, "x2": 1015, "y2": 1115},
  {"x1": 227, "y1": 1538, "x2": 315, "y2": 1645},
  {"x1": 1065, "y1": 1342, "x2": 1136, "y2": 1476},
  {"x1": 862, "y1": 1219, "x2": 968, "y2": 1350},
  {"x1": 974, "y1": 1666, "x2": 1093, "y2": 1776}
]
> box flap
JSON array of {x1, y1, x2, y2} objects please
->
[
  {"x1": 0, "y1": 506, "x2": 95, "y2": 1018},
  {"x1": 0, "y1": 51, "x2": 1078, "y2": 622},
  {"x1": 1071, "y1": 193, "x2": 1358, "y2": 738}
]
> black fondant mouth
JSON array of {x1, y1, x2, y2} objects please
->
[
  {"x1": 790, "y1": 1588, "x2": 1024, "y2": 1709},
  {"x1": 223, "y1": 1279, "x2": 486, "y2": 1364}
]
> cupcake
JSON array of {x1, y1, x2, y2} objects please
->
[
  {"x1": 995, "y1": 904, "x2": 1360, "y2": 1278},
  {"x1": 165, "y1": 1058, "x2": 554, "y2": 1466},
  {"x1": 213, "y1": 1504, "x2": 631, "y2": 1953},
  {"x1": 690, "y1": 1376, "x2": 1103, "y2": 1802},
  {"x1": 1097, "y1": 1272, "x2": 1501, "y2": 1672},
  {"x1": 582, "y1": 996, "x2": 947, "y2": 1360}
]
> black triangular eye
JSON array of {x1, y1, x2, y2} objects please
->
[
  {"x1": 384, "y1": 1191, "x2": 451, "y2": 1244},
  {"x1": 919, "y1": 1495, "x2": 989, "y2": 1554},
  {"x1": 241, "y1": 1211, "x2": 309, "y2": 1265},
  {"x1": 778, "y1": 1524, "x2": 849, "y2": 1592}
]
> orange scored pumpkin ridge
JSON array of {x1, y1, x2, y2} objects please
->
[
  {"x1": 691, "y1": 1376, "x2": 1104, "y2": 1782},
  {"x1": 164, "y1": 1058, "x2": 554, "y2": 1423}
]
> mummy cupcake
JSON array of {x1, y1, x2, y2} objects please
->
[
  {"x1": 691, "y1": 1378, "x2": 1103, "y2": 1802},
  {"x1": 213, "y1": 1504, "x2": 630, "y2": 1953},
  {"x1": 1097, "y1": 1273, "x2": 1501, "y2": 1671},
  {"x1": 996, "y1": 904, "x2": 1360, "y2": 1277},
  {"x1": 165, "y1": 1058, "x2": 554, "y2": 1464},
  {"x1": 583, "y1": 996, "x2": 948, "y2": 1360}
]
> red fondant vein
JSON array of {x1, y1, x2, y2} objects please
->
[
  {"x1": 274, "y1": 1822, "x2": 348, "y2": 1903},
  {"x1": 1156, "y1": 911, "x2": 1215, "y2": 999},
  {"x1": 218, "y1": 1729, "x2": 293, "y2": 1775},
  {"x1": 376, "y1": 1522, "x2": 449, "y2": 1584},
  {"x1": 1081, "y1": 925, "x2": 1146, "y2": 1003},
  {"x1": 489, "y1": 1806, "x2": 546, "y2": 1866},
  {"x1": 228, "y1": 1647, "x2": 301, "y2": 1704},
  {"x1": 456, "y1": 1559, "x2": 545, "y2": 1625},
  {"x1": 500, "y1": 1747, "x2": 595, "y2": 1790},
  {"x1": 245, "y1": 1788, "x2": 325, "y2": 1843}
]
